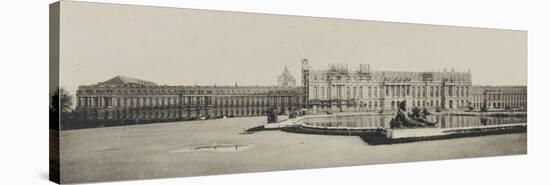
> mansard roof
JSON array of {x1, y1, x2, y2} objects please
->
[{"x1": 99, "y1": 76, "x2": 157, "y2": 87}]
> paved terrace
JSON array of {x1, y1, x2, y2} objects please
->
[{"x1": 59, "y1": 116, "x2": 526, "y2": 183}]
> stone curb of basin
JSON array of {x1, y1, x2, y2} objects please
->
[
  {"x1": 385, "y1": 123, "x2": 527, "y2": 139},
  {"x1": 265, "y1": 114, "x2": 527, "y2": 140}
]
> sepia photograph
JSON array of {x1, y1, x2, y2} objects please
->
[{"x1": 49, "y1": 1, "x2": 527, "y2": 184}]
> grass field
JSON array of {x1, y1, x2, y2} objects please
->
[{"x1": 59, "y1": 116, "x2": 526, "y2": 183}]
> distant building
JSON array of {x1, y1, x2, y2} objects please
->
[
  {"x1": 277, "y1": 66, "x2": 296, "y2": 87},
  {"x1": 470, "y1": 86, "x2": 527, "y2": 110},
  {"x1": 75, "y1": 76, "x2": 303, "y2": 124},
  {"x1": 301, "y1": 59, "x2": 473, "y2": 112}
]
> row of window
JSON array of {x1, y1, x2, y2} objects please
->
[
  {"x1": 311, "y1": 85, "x2": 470, "y2": 100},
  {"x1": 389, "y1": 99, "x2": 470, "y2": 109},
  {"x1": 78, "y1": 106, "x2": 299, "y2": 120},
  {"x1": 473, "y1": 94, "x2": 527, "y2": 101},
  {"x1": 81, "y1": 88, "x2": 301, "y2": 95},
  {"x1": 311, "y1": 86, "x2": 381, "y2": 100},
  {"x1": 310, "y1": 73, "x2": 470, "y2": 83},
  {"x1": 311, "y1": 98, "x2": 470, "y2": 109},
  {"x1": 78, "y1": 96, "x2": 302, "y2": 108},
  {"x1": 472, "y1": 102, "x2": 526, "y2": 109}
]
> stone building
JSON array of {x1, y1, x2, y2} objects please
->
[
  {"x1": 470, "y1": 86, "x2": 527, "y2": 110},
  {"x1": 277, "y1": 66, "x2": 296, "y2": 87},
  {"x1": 301, "y1": 59, "x2": 473, "y2": 112},
  {"x1": 75, "y1": 76, "x2": 303, "y2": 124}
]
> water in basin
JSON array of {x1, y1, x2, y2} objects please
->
[{"x1": 301, "y1": 114, "x2": 527, "y2": 129}]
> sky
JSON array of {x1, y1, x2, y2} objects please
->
[{"x1": 58, "y1": 1, "x2": 527, "y2": 96}]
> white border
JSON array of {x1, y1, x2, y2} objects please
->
[{"x1": 1, "y1": 0, "x2": 548, "y2": 185}]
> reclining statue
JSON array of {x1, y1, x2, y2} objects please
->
[{"x1": 389, "y1": 101, "x2": 438, "y2": 128}]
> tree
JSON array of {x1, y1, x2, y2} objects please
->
[
  {"x1": 50, "y1": 87, "x2": 73, "y2": 113},
  {"x1": 50, "y1": 87, "x2": 74, "y2": 130}
]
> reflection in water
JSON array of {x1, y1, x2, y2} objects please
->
[{"x1": 301, "y1": 114, "x2": 527, "y2": 129}]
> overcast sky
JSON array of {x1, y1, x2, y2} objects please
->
[{"x1": 58, "y1": 1, "x2": 527, "y2": 95}]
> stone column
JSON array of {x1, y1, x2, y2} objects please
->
[
  {"x1": 400, "y1": 85, "x2": 403, "y2": 98},
  {"x1": 454, "y1": 86, "x2": 458, "y2": 97}
]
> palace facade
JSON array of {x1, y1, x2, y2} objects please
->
[
  {"x1": 74, "y1": 60, "x2": 527, "y2": 126},
  {"x1": 301, "y1": 59, "x2": 474, "y2": 112},
  {"x1": 75, "y1": 76, "x2": 303, "y2": 124},
  {"x1": 470, "y1": 86, "x2": 527, "y2": 110}
]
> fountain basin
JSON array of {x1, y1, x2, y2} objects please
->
[{"x1": 279, "y1": 113, "x2": 527, "y2": 144}]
